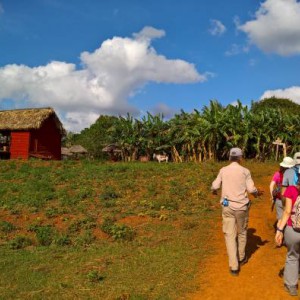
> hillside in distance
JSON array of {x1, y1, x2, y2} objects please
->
[{"x1": 251, "y1": 97, "x2": 300, "y2": 115}]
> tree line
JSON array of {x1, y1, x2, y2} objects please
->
[{"x1": 66, "y1": 97, "x2": 300, "y2": 162}]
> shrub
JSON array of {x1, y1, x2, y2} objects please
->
[
  {"x1": 99, "y1": 186, "x2": 119, "y2": 200},
  {"x1": 100, "y1": 218, "x2": 135, "y2": 241},
  {"x1": 75, "y1": 230, "x2": 95, "y2": 246},
  {"x1": 9, "y1": 236, "x2": 33, "y2": 250},
  {"x1": 0, "y1": 221, "x2": 16, "y2": 233},
  {"x1": 86, "y1": 270, "x2": 105, "y2": 282},
  {"x1": 99, "y1": 186, "x2": 120, "y2": 207},
  {"x1": 75, "y1": 187, "x2": 94, "y2": 200},
  {"x1": 45, "y1": 207, "x2": 60, "y2": 218},
  {"x1": 100, "y1": 217, "x2": 115, "y2": 234},
  {"x1": 149, "y1": 197, "x2": 179, "y2": 211},
  {"x1": 67, "y1": 217, "x2": 96, "y2": 234},
  {"x1": 67, "y1": 220, "x2": 83, "y2": 234},
  {"x1": 110, "y1": 224, "x2": 136, "y2": 241},
  {"x1": 54, "y1": 234, "x2": 72, "y2": 246},
  {"x1": 34, "y1": 226, "x2": 54, "y2": 246}
]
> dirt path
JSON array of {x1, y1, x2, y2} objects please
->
[{"x1": 187, "y1": 175, "x2": 294, "y2": 300}]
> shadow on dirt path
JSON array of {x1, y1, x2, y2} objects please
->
[
  {"x1": 246, "y1": 228, "x2": 269, "y2": 260},
  {"x1": 186, "y1": 174, "x2": 294, "y2": 300}
]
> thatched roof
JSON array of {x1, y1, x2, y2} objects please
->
[
  {"x1": 61, "y1": 147, "x2": 72, "y2": 156},
  {"x1": 0, "y1": 107, "x2": 65, "y2": 134},
  {"x1": 102, "y1": 144, "x2": 121, "y2": 152},
  {"x1": 69, "y1": 145, "x2": 88, "y2": 154}
]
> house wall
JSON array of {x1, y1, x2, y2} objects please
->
[
  {"x1": 29, "y1": 116, "x2": 62, "y2": 160},
  {"x1": 10, "y1": 131, "x2": 30, "y2": 159}
]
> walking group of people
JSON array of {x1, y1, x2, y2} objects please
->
[{"x1": 211, "y1": 147, "x2": 300, "y2": 297}]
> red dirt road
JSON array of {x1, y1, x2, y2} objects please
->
[{"x1": 187, "y1": 175, "x2": 294, "y2": 300}]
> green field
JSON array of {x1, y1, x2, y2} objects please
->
[{"x1": 0, "y1": 160, "x2": 274, "y2": 299}]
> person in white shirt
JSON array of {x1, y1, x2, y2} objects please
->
[{"x1": 211, "y1": 147, "x2": 260, "y2": 276}]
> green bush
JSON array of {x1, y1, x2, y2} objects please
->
[
  {"x1": 9, "y1": 236, "x2": 33, "y2": 250},
  {"x1": 54, "y1": 234, "x2": 72, "y2": 246},
  {"x1": 86, "y1": 270, "x2": 105, "y2": 282},
  {"x1": 100, "y1": 217, "x2": 115, "y2": 234},
  {"x1": 75, "y1": 230, "x2": 95, "y2": 246},
  {"x1": 34, "y1": 226, "x2": 54, "y2": 246},
  {"x1": 0, "y1": 221, "x2": 16, "y2": 233},
  {"x1": 75, "y1": 187, "x2": 94, "y2": 200},
  {"x1": 149, "y1": 197, "x2": 179, "y2": 211},
  {"x1": 45, "y1": 207, "x2": 60, "y2": 218},
  {"x1": 100, "y1": 218, "x2": 135, "y2": 241},
  {"x1": 100, "y1": 186, "x2": 119, "y2": 200},
  {"x1": 110, "y1": 224, "x2": 136, "y2": 241}
]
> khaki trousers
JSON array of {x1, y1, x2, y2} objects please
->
[{"x1": 222, "y1": 206, "x2": 249, "y2": 270}]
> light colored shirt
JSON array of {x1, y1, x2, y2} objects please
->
[
  {"x1": 211, "y1": 162, "x2": 257, "y2": 210},
  {"x1": 282, "y1": 166, "x2": 298, "y2": 187}
]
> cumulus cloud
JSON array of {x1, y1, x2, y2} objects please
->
[
  {"x1": 209, "y1": 19, "x2": 226, "y2": 36},
  {"x1": 0, "y1": 26, "x2": 206, "y2": 132},
  {"x1": 261, "y1": 86, "x2": 300, "y2": 104},
  {"x1": 238, "y1": 0, "x2": 300, "y2": 56},
  {"x1": 133, "y1": 26, "x2": 165, "y2": 41}
]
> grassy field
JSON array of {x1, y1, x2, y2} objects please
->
[{"x1": 0, "y1": 159, "x2": 275, "y2": 299}]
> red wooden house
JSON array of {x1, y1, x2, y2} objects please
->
[{"x1": 0, "y1": 107, "x2": 65, "y2": 160}]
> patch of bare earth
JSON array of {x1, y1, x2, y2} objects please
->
[{"x1": 186, "y1": 174, "x2": 293, "y2": 300}]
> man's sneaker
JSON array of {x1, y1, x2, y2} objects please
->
[
  {"x1": 239, "y1": 256, "x2": 248, "y2": 266},
  {"x1": 229, "y1": 269, "x2": 239, "y2": 276},
  {"x1": 284, "y1": 284, "x2": 298, "y2": 296}
]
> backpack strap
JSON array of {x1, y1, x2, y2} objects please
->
[{"x1": 294, "y1": 167, "x2": 299, "y2": 185}]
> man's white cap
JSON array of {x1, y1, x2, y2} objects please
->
[{"x1": 229, "y1": 147, "x2": 243, "y2": 157}]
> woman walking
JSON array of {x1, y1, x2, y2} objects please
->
[
  {"x1": 275, "y1": 178, "x2": 300, "y2": 296},
  {"x1": 270, "y1": 157, "x2": 295, "y2": 220}
]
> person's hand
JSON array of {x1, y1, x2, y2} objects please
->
[
  {"x1": 257, "y1": 189, "x2": 264, "y2": 196},
  {"x1": 275, "y1": 230, "x2": 283, "y2": 246},
  {"x1": 253, "y1": 189, "x2": 264, "y2": 198},
  {"x1": 211, "y1": 189, "x2": 217, "y2": 195}
]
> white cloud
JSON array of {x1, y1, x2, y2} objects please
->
[
  {"x1": 151, "y1": 102, "x2": 176, "y2": 118},
  {"x1": 0, "y1": 3, "x2": 4, "y2": 15},
  {"x1": 209, "y1": 19, "x2": 226, "y2": 36},
  {"x1": 133, "y1": 26, "x2": 165, "y2": 41},
  {"x1": 261, "y1": 86, "x2": 300, "y2": 104},
  {"x1": 225, "y1": 43, "x2": 249, "y2": 56},
  {"x1": 0, "y1": 26, "x2": 206, "y2": 132},
  {"x1": 238, "y1": 0, "x2": 300, "y2": 56}
]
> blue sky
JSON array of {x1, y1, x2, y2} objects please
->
[{"x1": 1, "y1": 0, "x2": 300, "y2": 132}]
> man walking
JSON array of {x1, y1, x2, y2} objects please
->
[{"x1": 211, "y1": 147, "x2": 260, "y2": 276}]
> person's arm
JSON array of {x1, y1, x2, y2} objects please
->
[
  {"x1": 245, "y1": 171, "x2": 260, "y2": 197},
  {"x1": 270, "y1": 180, "x2": 276, "y2": 201},
  {"x1": 211, "y1": 171, "x2": 222, "y2": 194},
  {"x1": 275, "y1": 197, "x2": 292, "y2": 246}
]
